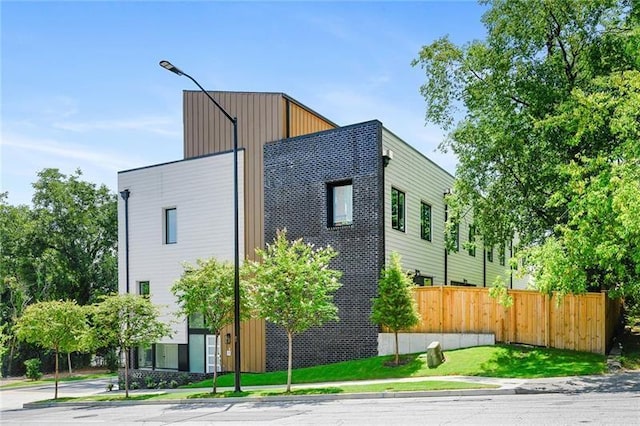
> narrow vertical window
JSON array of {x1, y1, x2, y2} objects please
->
[
  {"x1": 449, "y1": 222, "x2": 460, "y2": 253},
  {"x1": 499, "y1": 245, "x2": 506, "y2": 266},
  {"x1": 391, "y1": 187, "x2": 405, "y2": 232},
  {"x1": 468, "y1": 225, "x2": 476, "y2": 256},
  {"x1": 327, "y1": 181, "x2": 353, "y2": 226},
  {"x1": 420, "y1": 202, "x2": 432, "y2": 241},
  {"x1": 165, "y1": 208, "x2": 177, "y2": 244},
  {"x1": 487, "y1": 247, "x2": 494, "y2": 262},
  {"x1": 139, "y1": 281, "x2": 150, "y2": 296}
]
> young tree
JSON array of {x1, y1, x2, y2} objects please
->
[
  {"x1": 246, "y1": 230, "x2": 342, "y2": 392},
  {"x1": 92, "y1": 294, "x2": 172, "y2": 398},
  {"x1": 171, "y1": 258, "x2": 250, "y2": 393},
  {"x1": 14, "y1": 300, "x2": 91, "y2": 399},
  {"x1": 371, "y1": 252, "x2": 419, "y2": 365},
  {"x1": 413, "y1": 0, "x2": 639, "y2": 296}
]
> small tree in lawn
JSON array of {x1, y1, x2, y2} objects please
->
[
  {"x1": 246, "y1": 229, "x2": 341, "y2": 392},
  {"x1": 371, "y1": 252, "x2": 419, "y2": 366},
  {"x1": 92, "y1": 294, "x2": 171, "y2": 398},
  {"x1": 172, "y1": 258, "x2": 250, "y2": 393},
  {"x1": 14, "y1": 300, "x2": 91, "y2": 399}
]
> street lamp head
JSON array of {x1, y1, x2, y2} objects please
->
[{"x1": 159, "y1": 60, "x2": 184, "y2": 76}]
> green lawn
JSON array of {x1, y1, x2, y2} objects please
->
[
  {"x1": 38, "y1": 379, "x2": 497, "y2": 403},
  {"x1": 0, "y1": 372, "x2": 117, "y2": 390},
  {"x1": 184, "y1": 344, "x2": 605, "y2": 389}
]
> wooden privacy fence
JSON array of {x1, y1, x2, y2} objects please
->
[{"x1": 407, "y1": 286, "x2": 622, "y2": 354}]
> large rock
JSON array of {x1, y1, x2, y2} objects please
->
[{"x1": 426, "y1": 341, "x2": 445, "y2": 368}]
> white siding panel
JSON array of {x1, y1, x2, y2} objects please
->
[{"x1": 117, "y1": 152, "x2": 245, "y2": 344}]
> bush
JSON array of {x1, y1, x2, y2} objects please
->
[
  {"x1": 130, "y1": 381, "x2": 139, "y2": 390},
  {"x1": 169, "y1": 380, "x2": 179, "y2": 389},
  {"x1": 24, "y1": 358, "x2": 42, "y2": 381},
  {"x1": 157, "y1": 380, "x2": 167, "y2": 389},
  {"x1": 104, "y1": 348, "x2": 119, "y2": 373},
  {"x1": 144, "y1": 375, "x2": 156, "y2": 389}
]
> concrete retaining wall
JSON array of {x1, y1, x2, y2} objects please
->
[{"x1": 378, "y1": 333, "x2": 495, "y2": 356}]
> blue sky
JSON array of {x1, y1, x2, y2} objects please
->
[{"x1": 1, "y1": 1, "x2": 488, "y2": 206}]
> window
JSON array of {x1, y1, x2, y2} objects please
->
[
  {"x1": 138, "y1": 345, "x2": 153, "y2": 368},
  {"x1": 139, "y1": 281, "x2": 150, "y2": 296},
  {"x1": 468, "y1": 225, "x2": 476, "y2": 256},
  {"x1": 487, "y1": 247, "x2": 494, "y2": 262},
  {"x1": 499, "y1": 245, "x2": 506, "y2": 266},
  {"x1": 155, "y1": 343, "x2": 178, "y2": 370},
  {"x1": 448, "y1": 222, "x2": 460, "y2": 253},
  {"x1": 391, "y1": 187, "x2": 405, "y2": 232},
  {"x1": 420, "y1": 202, "x2": 432, "y2": 241},
  {"x1": 413, "y1": 274, "x2": 433, "y2": 287},
  {"x1": 165, "y1": 208, "x2": 177, "y2": 244},
  {"x1": 327, "y1": 181, "x2": 353, "y2": 226}
]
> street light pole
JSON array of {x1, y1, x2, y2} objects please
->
[{"x1": 160, "y1": 60, "x2": 242, "y2": 392}]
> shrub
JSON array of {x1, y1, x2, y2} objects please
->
[
  {"x1": 169, "y1": 380, "x2": 179, "y2": 389},
  {"x1": 104, "y1": 348, "x2": 119, "y2": 373},
  {"x1": 130, "y1": 381, "x2": 139, "y2": 390},
  {"x1": 144, "y1": 375, "x2": 156, "y2": 389},
  {"x1": 24, "y1": 358, "x2": 43, "y2": 381},
  {"x1": 157, "y1": 380, "x2": 168, "y2": 389}
]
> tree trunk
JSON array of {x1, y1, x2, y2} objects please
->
[
  {"x1": 124, "y1": 347, "x2": 129, "y2": 398},
  {"x1": 7, "y1": 338, "x2": 16, "y2": 376},
  {"x1": 213, "y1": 332, "x2": 219, "y2": 394},
  {"x1": 394, "y1": 331, "x2": 399, "y2": 365},
  {"x1": 67, "y1": 352, "x2": 72, "y2": 375},
  {"x1": 287, "y1": 331, "x2": 293, "y2": 393},
  {"x1": 54, "y1": 348, "x2": 59, "y2": 399}
]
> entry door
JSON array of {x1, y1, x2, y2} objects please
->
[{"x1": 206, "y1": 335, "x2": 221, "y2": 373}]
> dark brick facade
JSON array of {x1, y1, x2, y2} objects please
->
[{"x1": 263, "y1": 120, "x2": 384, "y2": 371}]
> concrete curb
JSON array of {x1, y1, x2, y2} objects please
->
[{"x1": 22, "y1": 387, "x2": 518, "y2": 409}]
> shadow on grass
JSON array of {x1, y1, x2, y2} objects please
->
[
  {"x1": 186, "y1": 391, "x2": 251, "y2": 399},
  {"x1": 261, "y1": 387, "x2": 343, "y2": 396},
  {"x1": 476, "y1": 344, "x2": 605, "y2": 378}
]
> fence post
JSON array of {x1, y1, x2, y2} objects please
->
[
  {"x1": 543, "y1": 294, "x2": 549, "y2": 348},
  {"x1": 439, "y1": 285, "x2": 444, "y2": 334}
]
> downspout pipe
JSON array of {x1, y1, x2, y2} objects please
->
[
  {"x1": 443, "y1": 189, "x2": 450, "y2": 286},
  {"x1": 119, "y1": 189, "x2": 131, "y2": 293}
]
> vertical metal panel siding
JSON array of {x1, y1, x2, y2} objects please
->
[
  {"x1": 182, "y1": 91, "x2": 332, "y2": 372},
  {"x1": 288, "y1": 101, "x2": 335, "y2": 137},
  {"x1": 183, "y1": 91, "x2": 282, "y2": 373}
]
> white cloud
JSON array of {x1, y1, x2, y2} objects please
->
[
  {"x1": 53, "y1": 116, "x2": 181, "y2": 138},
  {"x1": 2, "y1": 133, "x2": 141, "y2": 172}
]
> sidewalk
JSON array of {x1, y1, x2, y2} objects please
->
[{"x1": 13, "y1": 371, "x2": 640, "y2": 409}]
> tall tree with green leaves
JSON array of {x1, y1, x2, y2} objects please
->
[
  {"x1": 246, "y1": 230, "x2": 342, "y2": 392},
  {"x1": 413, "y1": 0, "x2": 639, "y2": 295},
  {"x1": 29, "y1": 168, "x2": 117, "y2": 304},
  {"x1": 172, "y1": 258, "x2": 250, "y2": 393},
  {"x1": 371, "y1": 252, "x2": 419, "y2": 366},
  {"x1": 92, "y1": 294, "x2": 172, "y2": 398},
  {"x1": 14, "y1": 300, "x2": 91, "y2": 399}
]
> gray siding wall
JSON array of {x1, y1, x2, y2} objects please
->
[
  {"x1": 263, "y1": 121, "x2": 384, "y2": 371},
  {"x1": 382, "y1": 128, "x2": 514, "y2": 287}
]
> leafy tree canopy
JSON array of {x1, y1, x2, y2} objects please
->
[
  {"x1": 247, "y1": 229, "x2": 342, "y2": 391},
  {"x1": 413, "y1": 0, "x2": 640, "y2": 296},
  {"x1": 172, "y1": 258, "x2": 250, "y2": 393},
  {"x1": 14, "y1": 300, "x2": 91, "y2": 398},
  {"x1": 92, "y1": 293, "x2": 172, "y2": 397}
]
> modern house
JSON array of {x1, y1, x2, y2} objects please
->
[{"x1": 117, "y1": 91, "x2": 526, "y2": 375}]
